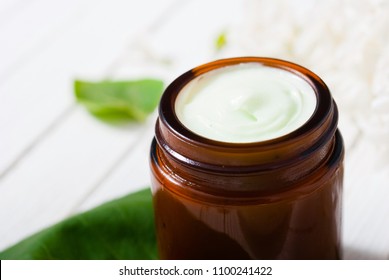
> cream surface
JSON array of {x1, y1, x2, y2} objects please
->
[{"x1": 175, "y1": 63, "x2": 317, "y2": 143}]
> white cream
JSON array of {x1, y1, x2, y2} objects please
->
[{"x1": 175, "y1": 63, "x2": 317, "y2": 143}]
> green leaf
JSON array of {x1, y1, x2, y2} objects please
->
[
  {"x1": 74, "y1": 79, "x2": 164, "y2": 122},
  {"x1": 0, "y1": 189, "x2": 157, "y2": 260},
  {"x1": 215, "y1": 32, "x2": 227, "y2": 51}
]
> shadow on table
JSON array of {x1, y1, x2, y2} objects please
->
[{"x1": 343, "y1": 246, "x2": 389, "y2": 260}]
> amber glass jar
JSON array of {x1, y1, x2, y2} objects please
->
[{"x1": 150, "y1": 57, "x2": 344, "y2": 259}]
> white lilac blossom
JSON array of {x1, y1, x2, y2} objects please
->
[{"x1": 225, "y1": 0, "x2": 389, "y2": 160}]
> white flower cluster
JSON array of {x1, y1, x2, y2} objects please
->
[{"x1": 227, "y1": 0, "x2": 389, "y2": 152}]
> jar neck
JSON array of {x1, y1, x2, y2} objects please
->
[
  {"x1": 152, "y1": 131, "x2": 342, "y2": 202},
  {"x1": 154, "y1": 57, "x2": 342, "y2": 197}
]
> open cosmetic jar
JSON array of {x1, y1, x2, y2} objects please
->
[{"x1": 150, "y1": 57, "x2": 344, "y2": 259}]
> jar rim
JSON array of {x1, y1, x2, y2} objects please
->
[{"x1": 159, "y1": 57, "x2": 333, "y2": 151}]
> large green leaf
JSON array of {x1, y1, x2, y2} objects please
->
[
  {"x1": 74, "y1": 79, "x2": 164, "y2": 122},
  {"x1": 0, "y1": 189, "x2": 157, "y2": 260}
]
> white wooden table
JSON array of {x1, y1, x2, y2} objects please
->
[{"x1": 0, "y1": 0, "x2": 388, "y2": 260}]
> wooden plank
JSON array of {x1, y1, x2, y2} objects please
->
[
  {"x1": 343, "y1": 136, "x2": 389, "y2": 259},
  {"x1": 0, "y1": 108, "x2": 146, "y2": 250},
  {"x1": 0, "y1": 0, "x2": 28, "y2": 23},
  {"x1": 77, "y1": 114, "x2": 156, "y2": 212},
  {"x1": 0, "y1": 0, "x2": 179, "y2": 251},
  {"x1": 0, "y1": 0, "x2": 98, "y2": 82},
  {"x1": 0, "y1": 0, "x2": 175, "y2": 177},
  {"x1": 338, "y1": 114, "x2": 360, "y2": 153},
  {"x1": 135, "y1": 0, "x2": 244, "y2": 77}
]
